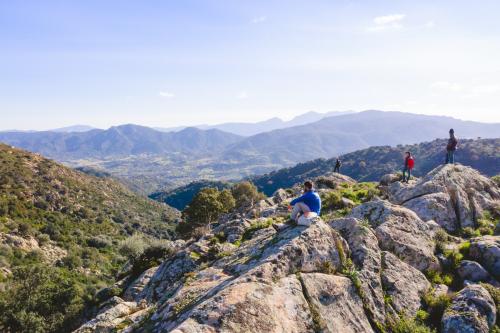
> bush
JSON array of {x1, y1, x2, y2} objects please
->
[
  {"x1": 60, "y1": 254, "x2": 82, "y2": 270},
  {"x1": 36, "y1": 233, "x2": 50, "y2": 246},
  {"x1": 180, "y1": 188, "x2": 236, "y2": 238},
  {"x1": 492, "y1": 175, "x2": 500, "y2": 187},
  {"x1": 86, "y1": 235, "x2": 111, "y2": 249},
  {"x1": 388, "y1": 315, "x2": 435, "y2": 333},
  {"x1": 420, "y1": 290, "x2": 452, "y2": 330},
  {"x1": 130, "y1": 241, "x2": 175, "y2": 278},
  {"x1": 118, "y1": 234, "x2": 148, "y2": 260},
  {"x1": 0, "y1": 265, "x2": 84, "y2": 333},
  {"x1": 17, "y1": 222, "x2": 33, "y2": 237},
  {"x1": 231, "y1": 181, "x2": 265, "y2": 209}
]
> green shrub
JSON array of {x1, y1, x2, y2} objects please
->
[
  {"x1": 492, "y1": 175, "x2": 500, "y2": 187},
  {"x1": 130, "y1": 241, "x2": 175, "y2": 278},
  {"x1": 180, "y1": 187, "x2": 236, "y2": 238},
  {"x1": 461, "y1": 227, "x2": 480, "y2": 238},
  {"x1": 119, "y1": 234, "x2": 149, "y2": 260},
  {"x1": 422, "y1": 290, "x2": 452, "y2": 330},
  {"x1": 86, "y1": 235, "x2": 111, "y2": 249},
  {"x1": 0, "y1": 265, "x2": 84, "y2": 333},
  {"x1": 36, "y1": 233, "x2": 50, "y2": 246},
  {"x1": 388, "y1": 314, "x2": 435, "y2": 333},
  {"x1": 231, "y1": 181, "x2": 265, "y2": 209}
]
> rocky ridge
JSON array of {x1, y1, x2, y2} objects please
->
[{"x1": 76, "y1": 165, "x2": 500, "y2": 333}]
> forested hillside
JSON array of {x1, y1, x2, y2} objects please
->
[
  {"x1": 0, "y1": 144, "x2": 179, "y2": 332},
  {"x1": 251, "y1": 138, "x2": 500, "y2": 195}
]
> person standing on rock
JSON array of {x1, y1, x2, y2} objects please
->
[
  {"x1": 445, "y1": 128, "x2": 458, "y2": 164},
  {"x1": 273, "y1": 180, "x2": 321, "y2": 231},
  {"x1": 334, "y1": 158, "x2": 342, "y2": 173},
  {"x1": 402, "y1": 151, "x2": 414, "y2": 183}
]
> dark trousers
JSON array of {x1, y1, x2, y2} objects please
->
[
  {"x1": 402, "y1": 167, "x2": 411, "y2": 182},
  {"x1": 445, "y1": 150, "x2": 455, "y2": 164},
  {"x1": 334, "y1": 166, "x2": 340, "y2": 173}
]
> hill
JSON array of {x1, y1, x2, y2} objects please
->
[
  {"x1": 251, "y1": 138, "x2": 500, "y2": 195},
  {"x1": 75, "y1": 164, "x2": 500, "y2": 333},
  {"x1": 0, "y1": 144, "x2": 179, "y2": 332},
  {"x1": 0, "y1": 124, "x2": 242, "y2": 160}
]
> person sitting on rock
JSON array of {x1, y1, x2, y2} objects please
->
[
  {"x1": 273, "y1": 181, "x2": 321, "y2": 231},
  {"x1": 402, "y1": 151, "x2": 414, "y2": 183},
  {"x1": 445, "y1": 128, "x2": 458, "y2": 164},
  {"x1": 334, "y1": 158, "x2": 342, "y2": 173}
]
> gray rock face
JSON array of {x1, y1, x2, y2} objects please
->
[
  {"x1": 380, "y1": 173, "x2": 400, "y2": 186},
  {"x1": 469, "y1": 236, "x2": 500, "y2": 280},
  {"x1": 314, "y1": 173, "x2": 356, "y2": 189},
  {"x1": 74, "y1": 297, "x2": 144, "y2": 333},
  {"x1": 456, "y1": 260, "x2": 492, "y2": 283},
  {"x1": 349, "y1": 200, "x2": 438, "y2": 271},
  {"x1": 381, "y1": 251, "x2": 431, "y2": 316},
  {"x1": 123, "y1": 266, "x2": 159, "y2": 302},
  {"x1": 442, "y1": 285, "x2": 497, "y2": 333},
  {"x1": 387, "y1": 165, "x2": 500, "y2": 232},
  {"x1": 300, "y1": 273, "x2": 375, "y2": 333},
  {"x1": 329, "y1": 217, "x2": 386, "y2": 324}
]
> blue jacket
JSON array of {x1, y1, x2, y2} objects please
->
[{"x1": 290, "y1": 190, "x2": 321, "y2": 215}]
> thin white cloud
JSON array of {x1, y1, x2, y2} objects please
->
[
  {"x1": 159, "y1": 91, "x2": 175, "y2": 98},
  {"x1": 236, "y1": 91, "x2": 249, "y2": 99},
  {"x1": 430, "y1": 81, "x2": 500, "y2": 98},
  {"x1": 430, "y1": 81, "x2": 462, "y2": 92},
  {"x1": 368, "y1": 14, "x2": 405, "y2": 32},
  {"x1": 424, "y1": 21, "x2": 436, "y2": 29},
  {"x1": 464, "y1": 84, "x2": 500, "y2": 98},
  {"x1": 252, "y1": 16, "x2": 266, "y2": 24}
]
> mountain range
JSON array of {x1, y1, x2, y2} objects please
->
[
  {"x1": 0, "y1": 110, "x2": 499, "y2": 193},
  {"x1": 155, "y1": 110, "x2": 356, "y2": 136}
]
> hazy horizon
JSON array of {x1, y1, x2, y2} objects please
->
[
  {"x1": 2, "y1": 0, "x2": 500, "y2": 130},
  {"x1": 3, "y1": 109, "x2": 500, "y2": 132}
]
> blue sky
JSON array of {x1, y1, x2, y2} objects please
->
[{"x1": 1, "y1": 0, "x2": 500, "y2": 130}]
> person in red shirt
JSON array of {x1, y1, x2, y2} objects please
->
[{"x1": 402, "y1": 151, "x2": 414, "y2": 183}]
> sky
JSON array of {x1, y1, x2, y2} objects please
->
[{"x1": 1, "y1": 0, "x2": 500, "y2": 130}]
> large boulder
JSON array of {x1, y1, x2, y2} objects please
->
[
  {"x1": 442, "y1": 285, "x2": 496, "y2": 333},
  {"x1": 456, "y1": 260, "x2": 492, "y2": 283},
  {"x1": 300, "y1": 273, "x2": 375, "y2": 333},
  {"x1": 468, "y1": 236, "x2": 500, "y2": 280},
  {"x1": 387, "y1": 165, "x2": 500, "y2": 232},
  {"x1": 74, "y1": 297, "x2": 144, "y2": 333},
  {"x1": 329, "y1": 218, "x2": 386, "y2": 324},
  {"x1": 381, "y1": 251, "x2": 431, "y2": 316},
  {"x1": 349, "y1": 199, "x2": 438, "y2": 271}
]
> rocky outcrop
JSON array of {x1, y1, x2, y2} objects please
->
[
  {"x1": 349, "y1": 200, "x2": 438, "y2": 271},
  {"x1": 468, "y1": 236, "x2": 500, "y2": 280},
  {"x1": 0, "y1": 232, "x2": 67, "y2": 264},
  {"x1": 75, "y1": 165, "x2": 500, "y2": 333},
  {"x1": 381, "y1": 251, "x2": 430, "y2": 316},
  {"x1": 386, "y1": 164, "x2": 500, "y2": 232},
  {"x1": 442, "y1": 284, "x2": 497, "y2": 333},
  {"x1": 456, "y1": 260, "x2": 492, "y2": 283},
  {"x1": 329, "y1": 217, "x2": 386, "y2": 324},
  {"x1": 74, "y1": 297, "x2": 147, "y2": 333},
  {"x1": 300, "y1": 273, "x2": 374, "y2": 333}
]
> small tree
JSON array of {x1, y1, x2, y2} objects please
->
[
  {"x1": 231, "y1": 181, "x2": 265, "y2": 209},
  {"x1": 179, "y1": 188, "x2": 236, "y2": 238}
]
